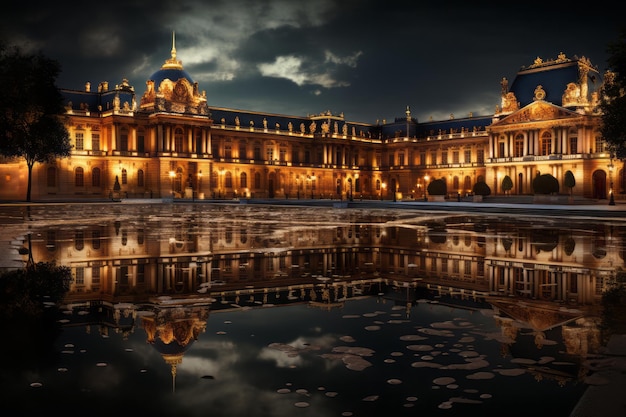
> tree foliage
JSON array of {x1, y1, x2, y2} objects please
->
[
  {"x1": 0, "y1": 43, "x2": 72, "y2": 201},
  {"x1": 600, "y1": 27, "x2": 626, "y2": 159},
  {"x1": 501, "y1": 175, "x2": 513, "y2": 194},
  {"x1": 0, "y1": 262, "x2": 72, "y2": 318},
  {"x1": 427, "y1": 178, "x2": 447, "y2": 195},
  {"x1": 472, "y1": 181, "x2": 491, "y2": 196},
  {"x1": 532, "y1": 173, "x2": 559, "y2": 195}
]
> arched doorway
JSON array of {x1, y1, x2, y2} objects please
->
[
  {"x1": 592, "y1": 170, "x2": 607, "y2": 199},
  {"x1": 517, "y1": 172, "x2": 524, "y2": 195}
]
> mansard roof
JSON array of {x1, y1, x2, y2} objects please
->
[
  {"x1": 61, "y1": 80, "x2": 135, "y2": 114},
  {"x1": 209, "y1": 107, "x2": 375, "y2": 138},
  {"x1": 508, "y1": 53, "x2": 601, "y2": 108}
]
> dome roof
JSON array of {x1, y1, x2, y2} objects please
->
[{"x1": 148, "y1": 32, "x2": 194, "y2": 86}]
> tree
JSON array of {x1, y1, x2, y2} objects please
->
[
  {"x1": 532, "y1": 173, "x2": 559, "y2": 195},
  {"x1": 472, "y1": 181, "x2": 491, "y2": 196},
  {"x1": 564, "y1": 170, "x2": 576, "y2": 196},
  {"x1": 427, "y1": 178, "x2": 447, "y2": 196},
  {"x1": 0, "y1": 43, "x2": 71, "y2": 202},
  {"x1": 600, "y1": 27, "x2": 626, "y2": 159},
  {"x1": 501, "y1": 175, "x2": 513, "y2": 195}
]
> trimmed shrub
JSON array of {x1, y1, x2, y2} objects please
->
[
  {"x1": 472, "y1": 181, "x2": 491, "y2": 196},
  {"x1": 427, "y1": 178, "x2": 447, "y2": 195},
  {"x1": 532, "y1": 174, "x2": 559, "y2": 195}
]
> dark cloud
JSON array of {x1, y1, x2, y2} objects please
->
[{"x1": 1, "y1": 1, "x2": 623, "y2": 123}]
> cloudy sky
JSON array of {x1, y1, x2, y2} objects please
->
[{"x1": 2, "y1": 1, "x2": 623, "y2": 124}]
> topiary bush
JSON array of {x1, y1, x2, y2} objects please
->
[
  {"x1": 427, "y1": 178, "x2": 447, "y2": 196},
  {"x1": 532, "y1": 174, "x2": 559, "y2": 195},
  {"x1": 472, "y1": 181, "x2": 491, "y2": 196}
]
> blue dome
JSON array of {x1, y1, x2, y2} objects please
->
[{"x1": 149, "y1": 68, "x2": 194, "y2": 86}]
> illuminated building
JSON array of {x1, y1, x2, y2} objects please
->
[{"x1": 0, "y1": 37, "x2": 616, "y2": 202}]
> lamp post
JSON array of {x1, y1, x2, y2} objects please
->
[
  {"x1": 609, "y1": 158, "x2": 615, "y2": 205},
  {"x1": 423, "y1": 175, "x2": 429, "y2": 201}
]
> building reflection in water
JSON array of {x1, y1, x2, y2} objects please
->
[{"x1": 19, "y1": 205, "x2": 624, "y2": 386}]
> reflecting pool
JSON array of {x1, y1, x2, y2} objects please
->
[{"x1": 0, "y1": 202, "x2": 621, "y2": 417}]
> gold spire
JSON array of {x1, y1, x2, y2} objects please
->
[{"x1": 161, "y1": 31, "x2": 183, "y2": 70}]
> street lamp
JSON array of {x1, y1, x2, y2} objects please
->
[{"x1": 609, "y1": 159, "x2": 615, "y2": 205}]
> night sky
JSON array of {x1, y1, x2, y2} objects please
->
[{"x1": 3, "y1": 1, "x2": 622, "y2": 124}]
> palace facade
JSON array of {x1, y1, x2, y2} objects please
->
[{"x1": 0, "y1": 40, "x2": 618, "y2": 202}]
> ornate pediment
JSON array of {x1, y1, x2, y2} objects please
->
[{"x1": 492, "y1": 101, "x2": 579, "y2": 128}]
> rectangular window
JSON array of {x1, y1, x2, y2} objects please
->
[
  {"x1": 254, "y1": 146, "x2": 262, "y2": 160},
  {"x1": 452, "y1": 151, "x2": 459, "y2": 164},
  {"x1": 464, "y1": 149, "x2": 471, "y2": 163},
  {"x1": 476, "y1": 149, "x2": 484, "y2": 164},
  {"x1": 92, "y1": 267, "x2": 100, "y2": 285},
  {"x1": 75, "y1": 267, "x2": 85, "y2": 285},
  {"x1": 239, "y1": 143, "x2": 247, "y2": 159},
  {"x1": 75, "y1": 133, "x2": 84, "y2": 150},
  {"x1": 91, "y1": 133, "x2": 100, "y2": 151},
  {"x1": 441, "y1": 151, "x2": 448, "y2": 165},
  {"x1": 266, "y1": 147, "x2": 274, "y2": 162},
  {"x1": 388, "y1": 154, "x2": 394, "y2": 166},
  {"x1": 120, "y1": 134, "x2": 128, "y2": 151},
  {"x1": 398, "y1": 153, "x2": 405, "y2": 166},
  {"x1": 430, "y1": 151, "x2": 437, "y2": 165},
  {"x1": 420, "y1": 152, "x2": 426, "y2": 166},
  {"x1": 569, "y1": 137, "x2": 578, "y2": 154},
  {"x1": 137, "y1": 134, "x2": 145, "y2": 153}
]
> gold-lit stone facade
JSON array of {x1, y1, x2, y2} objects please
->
[{"x1": 0, "y1": 44, "x2": 620, "y2": 202}]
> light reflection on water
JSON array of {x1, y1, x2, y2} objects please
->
[{"x1": 0, "y1": 202, "x2": 620, "y2": 417}]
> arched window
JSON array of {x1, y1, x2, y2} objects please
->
[
  {"x1": 540, "y1": 131, "x2": 552, "y2": 155},
  {"x1": 254, "y1": 172, "x2": 261, "y2": 188},
  {"x1": 47, "y1": 167, "x2": 56, "y2": 187},
  {"x1": 121, "y1": 168, "x2": 128, "y2": 185},
  {"x1": 92, "y1": 167, "x2": 101, "y2": 187},
  {"x1": 75, "y1": 231, "x2": 84, "y2": 251},
  {"x1": 225, "y1": 171, "x2": 233, "y2": 188},
  {"x1": 240, "y1": 172, "x2": 247, "y2": 188},
  {"x1": 137, "y1": 169, "x2": 144, "y2": 187},
  {"x1": 75, "y1": 167, "x2": 84, "y2": 187}
]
